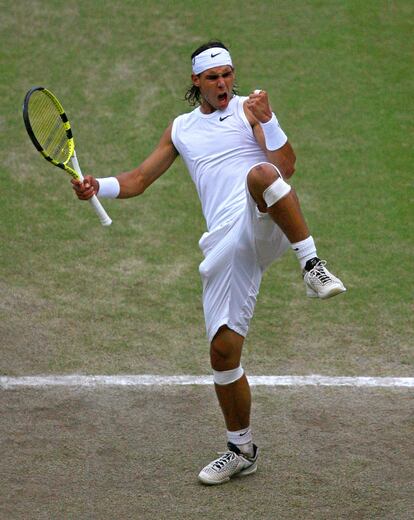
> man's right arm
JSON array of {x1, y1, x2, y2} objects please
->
[
  {"x1": 72, "y1": 124, "x2": 178, "y2": 200},
  {"x1": 245, "y1": 91, "x2": 296, "y2": 179}
]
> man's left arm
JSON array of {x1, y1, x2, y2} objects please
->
[{"x1": 245, "y1": 90, "x2": 296, "y2": 179}]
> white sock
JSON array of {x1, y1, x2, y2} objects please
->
[
  {"x1": 227, "y1": 428, "x2": 254, "y2": 456},
  {"x1": 291, "y1": 235, "x2": 317, "y2": 269}
]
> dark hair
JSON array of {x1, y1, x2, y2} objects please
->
[{"x1": 184, "y1": 40, "x2": 238, "y2": 106}]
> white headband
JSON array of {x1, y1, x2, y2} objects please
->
[{"x1": 192, "y1": 47, "x2": 233, "y2": 75}]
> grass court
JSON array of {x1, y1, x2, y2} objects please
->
[{"x1": 1, "y1": 1, "x2": 413, "y2": 518}]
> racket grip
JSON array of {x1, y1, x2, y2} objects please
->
[
  {"x1": 89, "y1": 195, "x2": 112, "y2": 226},
  {"x1": 71, "y1": 151, "x2": 112, "y2": 226}
]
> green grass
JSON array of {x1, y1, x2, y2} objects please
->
[{"x1": 1, "y1": 0, "x2": 413, "y2": 376}]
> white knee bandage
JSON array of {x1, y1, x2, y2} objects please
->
[
  {"x1": 263, "y1": 177, "x2": 291, "y2": 207},
  {"x1": 213, "y1": 365, "x2": 244, "y2": 385}
]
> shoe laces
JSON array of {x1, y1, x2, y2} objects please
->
[
  {"x1": 212, "y1": 451, "x2": 236, "y2": 470},
  {"x1": 308, "y1": 260, "x2": 332, "y2": 285}
]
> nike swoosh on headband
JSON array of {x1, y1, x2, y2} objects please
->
[{"x1": 192, "y1": 48, "x2": 232, "y2": 75}]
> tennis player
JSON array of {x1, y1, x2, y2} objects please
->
[{"x1": 72, "y1": 40, "x2": 346, "y2": 485}]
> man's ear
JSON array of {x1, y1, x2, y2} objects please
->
[{"x1": 191, "y1": 73, "x2": 200, "y2": 87}]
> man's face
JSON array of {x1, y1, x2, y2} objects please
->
[{"x1": 192, "y1": 65, "x2": 235, "y2": 112}]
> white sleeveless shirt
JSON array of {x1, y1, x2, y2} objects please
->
[{"x1": 171, "y1": 95, "x2": 271, "y2": 232}]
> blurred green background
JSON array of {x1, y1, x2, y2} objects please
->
[{"x1": 1, "y1": 0, "x2": 412, "y2": 376}]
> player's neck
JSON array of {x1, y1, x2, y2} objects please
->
[
  {"x1": 199, "y1": 103, "x2": 215, "y2": 114},
  {"x1": 199, "y1": 94, "x2": 234, "y2": 114}
]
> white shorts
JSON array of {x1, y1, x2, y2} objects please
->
[{"x1": 198, "y1": 182, "x2": 290, "y2": 343}]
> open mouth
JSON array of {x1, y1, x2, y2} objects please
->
[{"x1": 218, "y1": 92, "x2": 228, "y2": 102}]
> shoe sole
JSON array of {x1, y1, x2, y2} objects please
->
[
  {"x1": 306, "y1": 285, "x2": 346, "y2": 299},
  {"x1": 236, "y1": 464, "x2": 258, "y2": 477},
  {"x1": 198, "y1": 463, "x2": 258, "y2": 486}
]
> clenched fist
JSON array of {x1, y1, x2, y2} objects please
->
[
  {"x1": 71, "y1": 175, "x2": 99, "y2": 200},
  {"x1": 246, "y1": 90, "x2": 273, "y2": 124}
]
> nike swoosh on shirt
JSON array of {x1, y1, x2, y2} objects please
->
[
  {"x1": 211, "y1": 52, "x2": 222, "y2": 58},
  {"x1": 219, "y1": 114, "x2": 233, "y2": 122}
]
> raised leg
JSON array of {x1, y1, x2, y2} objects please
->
[{"x1": 247, "y1": 162, "x2": 309, "y2": 242}]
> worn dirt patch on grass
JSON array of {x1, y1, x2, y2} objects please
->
[{"x1": 0, "y1": 385, "x2": 412, "y2": 519}]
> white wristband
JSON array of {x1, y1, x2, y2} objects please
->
[
  {"x1": 96, "y1": 177, "x2": 120, "y2": 198},
  {"x1": 260, "y1": 113, "x2": 288, "y2": 151}
]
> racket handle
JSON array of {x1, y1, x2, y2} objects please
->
[
  {"x1": 89, "y1": 195, "x2": 113, "y2": 226},
  {"x1": 71, "y1": 151, "x2": 112, "y2": 226}
]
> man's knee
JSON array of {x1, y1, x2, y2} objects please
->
[
  {"x1": 247, "y1": 163, "x2": 281, "y2": 190},
  {"x1": 247, "y1": 163, "x2": 291, "y2": 209},
  {"x1": 210, "y1": 326, "x2": 243, "y2": 371}
]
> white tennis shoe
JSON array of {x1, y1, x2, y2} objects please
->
[
  {"x1": 303, "y1": 259, "x2": 346, "y2": 299},
  {"x1": 198, "y1": 443, "x2": 258, "y2": 485}
]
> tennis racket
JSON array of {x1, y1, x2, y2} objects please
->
[{"x1": 23, "y1": 86, "x2": 112, "y2": 226}]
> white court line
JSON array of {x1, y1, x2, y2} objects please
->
[{"x1": 0, "y1": 375, "x2": 413, "y2": 389}]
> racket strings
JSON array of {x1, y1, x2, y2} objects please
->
[{"x1": 28, "y1": 92, "x2": 71, "y2": 163}]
